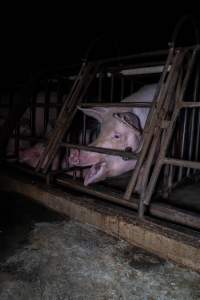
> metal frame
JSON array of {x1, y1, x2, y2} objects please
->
[{"x1": 1, "y1": 41, "x2": 200, "y2": 230}]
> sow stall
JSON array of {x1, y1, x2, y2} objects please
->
[{"x1": 1, "y1": 43, "x2": 200, "y2": 232}]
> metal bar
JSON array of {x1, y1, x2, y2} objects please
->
[
  {"x1": 36, "y1": 62, "x2": 100, "y2": 173},
  {"x1": 60, "y1": 142, "x2": 138, "y2": 160},
  {"x1": 120, "y1": 65, "x2": 165, "y2": 75},
  {"x1": 124, "y1": 47, "x2": 179, "y2": 200},
  {"x1": 195, "y1": 108, "x2": 200, "y2": 162},
  {"x1": 186, "y1": 67, "x2": 199, "y2": 176},
  {"x1": 56, "y1": 176, "x2": 138, "y2": 209},
  {"x1": 80, "y1": 102, "x2": 152, "y2": 108},
  {"x1": 194, "y1": 66, "x2": 200, "y2": 166},
  {"x1": 178, "y1": 108, "x2": 188, "y2": 181},
  {"x1": 107, "y1": 60, "x2": 166, "y2": 74},
  {"x1": 164, "y1": 157, "x2": 200, "y2": 169},
  {"x1": 180, "y1": 101, "x2": 200, "y2": 107},
  {"x1": 144, "y1": 47, "x2": 198, "y2": 206}
]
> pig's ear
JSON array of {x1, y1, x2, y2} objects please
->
[
  {"x1": 77, "y1": 106, "x2": 108, "y2": 123},
  {"x1": 113, "y1": 112, "x2": 142, "y2": 133}
]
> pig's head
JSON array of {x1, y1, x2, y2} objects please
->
[{"x1": 69, "y1": 107, "x2": 142, "y2": 186}]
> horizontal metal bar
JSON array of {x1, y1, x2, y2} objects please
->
[
  {"x1": 180, "y1": 101, "x2": 200, "y2": 108},
  {"x1": 56, "y1": 176, "x2": 138, "y2": 209},
  {"x1": 120, "y1": 65, "x2": 165, "y2": 76},
  {"x1": 60, "y1": 143, "x2": 138, "y2": 160},
  {"x1": 107, "y1": 60, "x2": 166, "y2": 74},
  {"x1": 81, "y1": 102, "x2": 152, "y2": 108},
  {"x1": 163, "y1": 158, "x2": 200, "y2": 170}
]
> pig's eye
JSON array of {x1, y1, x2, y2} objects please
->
[{"x1": 113, "y1": 133, "x2": 121, "y2": 139}]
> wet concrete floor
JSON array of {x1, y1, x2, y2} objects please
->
[{"x1": 0, "y1": 192, "x2": 200, "y2": 300}]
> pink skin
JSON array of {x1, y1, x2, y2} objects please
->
[
  {"x1": 69, "y1": 109, "x2": 142, "y2": 186},
  {"x1": 19, "y1": 143, "x2": 60, "y2": 170},
  {"x1": 69, "y1": 84, "x2": 157, "y2": 186}
]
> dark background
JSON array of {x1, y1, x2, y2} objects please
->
[{"x1": 0, "y1": 3, "x2": 200, "y2": 87}]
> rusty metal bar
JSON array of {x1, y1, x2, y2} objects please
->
[
  {"x1": 36, "y1": 62, "x2": 100, "y2": 173},
  {"x1": 180, "y1": 101, "x2": 200, "y2": 107},
  {"x1": 143, "y1": 47, "x2": 199, "y2": 206},
  {"x1": 60, "y1": 142, "x2": 138, "y2": 160},
  {"x1": 178, "y1": 108, "x2": 188, "y2": 181},
  {"x1": 124, "y1": 47, "x2": 180, "y2": 200},
  {"x1": 195, "y1": 108, "x2": 200, "y2": 162},
  {"x1": 186, "y1": 68, "x2": 199, "y2": 176}
]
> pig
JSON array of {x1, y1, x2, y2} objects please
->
[
  {"x1": 18, "y1": 121, "x2": 60, "y2": 169},
  {"x1": 69, "y1": 84, "x2": 157, "y2": 186},
  {"x1": 1, "y1": 91, "x2": 60, "y2": 162},
  {"x1": 19, "y1": 142, "x2": 61, "y2": 170}
]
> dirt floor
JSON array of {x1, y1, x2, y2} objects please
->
[{"x1": 0, "y1": 192, "x2": 200, "y2": 300}]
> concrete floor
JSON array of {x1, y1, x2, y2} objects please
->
[{"x1": 0, "y1": 193, "x2": 200, "y2": 300}]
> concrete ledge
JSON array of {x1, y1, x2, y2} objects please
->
[{"x1": 0, "y1": 170, "x2": 200, "y2": 272}]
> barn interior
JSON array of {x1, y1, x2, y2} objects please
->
[{"x1": 0, "y1": 7, "x2": 200, "y2": 299}]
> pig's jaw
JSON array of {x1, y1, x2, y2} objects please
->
[{"x1": 83, "y1": 161, "x2": 107, "y2": 186}]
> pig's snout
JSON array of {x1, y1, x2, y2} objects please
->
[{"x1": 69, "y1": 149, "x2": 80, "y2": 165}]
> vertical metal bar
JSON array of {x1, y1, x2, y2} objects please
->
[
  {"x1": 193, "y1": 66, "x2": 200, "y2": 170},
  {"x1": 195, "y1": 108, "x2": 200, "y2": 162},
  {"x1": 124, "y1": 48, "x2": 178, "y2": 200},
  {"x1": 177, "y1": 108, "x2": 187, "y2": 181},
  {"x1": 144, "y1": 47, "x2": 198, "y2": 206}
]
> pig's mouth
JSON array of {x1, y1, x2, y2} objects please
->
[{"x1": 83, "y1": 161, "x2": 107, "y2": 186}]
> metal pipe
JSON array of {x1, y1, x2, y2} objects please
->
[
  {"x1": 124, "y1": 47, "x2": 180, "y2": 200},
  {"x1": 144, "y1": 47, "x2": 199, "y2": 206},
  {"x1": 178, "y1": 108, "x2": 188, "y2": 181},
  {"x1": 80, "y1": 102, "x2": 152, "y2": 108},
  {"x1": 164, "y1": 157, "x2": 200, "y2": 169},
  {"x1": 60, "y1": 142, "x2": 138, "y2": 160},
  {"x1": 186, "y1": 67, "x2": 199, "y2": 176}
]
